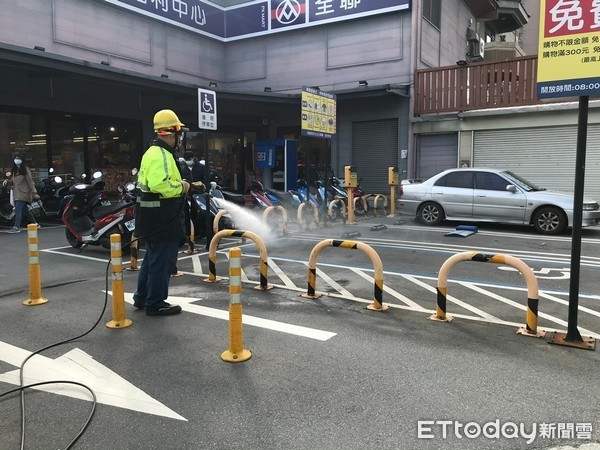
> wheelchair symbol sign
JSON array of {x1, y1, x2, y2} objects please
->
[{"x1": 198, "y1": 88, "x2": 217, "y2": 130}]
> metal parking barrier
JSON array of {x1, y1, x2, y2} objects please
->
[
  {"x1": 297, "y1": 202, "x2": 319, "y2": 231},
  {"x1": 221, "y1": 247, "x2": 252, "y2": 363},
  {"x1": 328, "y1": 199, "x2": 346, "y2": 224},
  {"x1": 263, "y1": 205, "x2": 288, "y2": 234},
  {"x1": 372, "y1": 194, "x2": 388, "y2": 217},
  {"x1": 213, "y1": 209, "x2": 229, "y2": 235},
  {"x1": 432, "y1": 251, "x2": 544, "y2": 337},
  {"x1": 204, "y1": 229, "x2": 273, "y2": 290},
  {"x1": 302, "y1": 239, "x2": 387, "y2": 311},
  {"x1": 106, "y1": 234, "x2": 133, "y2": 329},
  {"x1": 186, "y1": 217, "x2": 196, "y2": 254},
  {"x1": 353, "y1": 196, "x2": 368, "y2": 216},
  {"x1": 126, "y1": 234, "x2": 139, "y2": 271},
  {"x1": 23, "y1": 223, "x2": 48, "y2": 306}
]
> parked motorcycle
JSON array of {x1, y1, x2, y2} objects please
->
[
  {"x1": 245, "y1": 180, "x2": 274, "y2": 210},
  {"x1": 34, "y1": 168, "x2": 73, "y2": 220},
  {"x1": 333, "y1": 174, "x2": 366, "y2": 215},
  {"x1": 188, "y1": 181, "x2": 235, "y2": 238},
  {"x1": 62, "y1": 171, "x2": 135, "y2": 252},
  {"x1": 117, "y1": 168, "x2": 138, "y2": 205},
  {"x1": 0, "y1": 171, "x2": 14, "y2": 225}
]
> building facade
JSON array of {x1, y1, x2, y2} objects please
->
[{"x1": 1, "y1": 0, "x2": 529, "y2": 194}]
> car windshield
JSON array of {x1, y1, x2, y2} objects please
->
[{"x1": 501, "y1": 171, "x2": 544, "y2": 192}]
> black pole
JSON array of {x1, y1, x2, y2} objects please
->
[
  {"x1": 565, "y1": 95, "x2": 589, "y2": 342},
  {"x1": 204, "y1": 131, "x2": 212, "y2": 250}
]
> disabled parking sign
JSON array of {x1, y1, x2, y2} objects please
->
[{"x1": 198, "y1": 88, "x2": 217, "y2": 130}]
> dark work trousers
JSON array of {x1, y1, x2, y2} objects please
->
[{"x1": 133, "y1": 240, "x2": 180, "y2": 310}]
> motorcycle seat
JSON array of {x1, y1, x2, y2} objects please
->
[
  {"x1": 91, "y1": 202, "x2": 129, "y2": 220},
  {"x1": 222, "y1": 191, "x2": 246, "y2": 205}
]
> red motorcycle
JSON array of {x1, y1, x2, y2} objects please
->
[{"x1": 62, "y1": 172, "x2": 135, "y2": 252}]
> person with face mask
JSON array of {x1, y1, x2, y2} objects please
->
[
  {"x1": 3, "y1": 156, "x2": 40, "y2": 233},
  {"x1": 179, "y1": 150, "x2": 206, "y2": 183},
  {"x1": 178, "y1": 150, "x2": 207, "y2": 240},
  {"x1": 133, "y1": 109, "x2": 203, "y2": 316}
]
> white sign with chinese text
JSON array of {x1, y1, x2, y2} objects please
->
[{"x1": 198, "y1": 88, "x2": 217, "y2": 130}]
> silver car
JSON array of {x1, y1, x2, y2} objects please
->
[{"x1": 398, "y1": 168, "x2": 600, "y2": 234}]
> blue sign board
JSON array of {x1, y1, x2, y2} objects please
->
[
  {"x1": 100, "y1": 0, "x2": 410, "y2": 42},
  {"x1": 256, "y1": 145, "x2": 275, "y2": 169}
]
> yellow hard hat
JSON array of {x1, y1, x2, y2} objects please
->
[{"x1": 153, "y1": 109, "x2": 185, "y2": 133}]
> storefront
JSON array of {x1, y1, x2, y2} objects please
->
[{"x1": 0, "y1": 107, "x2": 143, "y2": 193}]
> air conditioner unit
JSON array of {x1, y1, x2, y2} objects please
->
[
  {"x1": 468, "y1": 38, "x2": 485, "y2": 62},
  {"x1": 478, "y1": 37, "x2": 485, "y2": 59}
]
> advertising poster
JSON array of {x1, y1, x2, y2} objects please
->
[{"x1": 537, "y1": 0, "x2": 600, "y2": 99}]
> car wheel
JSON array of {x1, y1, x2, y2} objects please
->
[
  {"x1": 532, "y1": 206, "x2": 566, "y2": 235},
  {"x1": 418, "y1": 202, "x2": 444, "y2": 226},
  {"x1": 65, "y1": 227, "x2": 83, "y2": 248}
]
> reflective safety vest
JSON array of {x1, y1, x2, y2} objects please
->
[
  {"x1": 137, "y1": 144, "x2": 184, "y2": 199},
  {"x1": 134, "y1": 141, "x2": 185, "y2": 243}
]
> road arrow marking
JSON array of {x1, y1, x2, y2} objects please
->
[{"x1": 0, "y1": 341, "x2": 186, "y2": 421}]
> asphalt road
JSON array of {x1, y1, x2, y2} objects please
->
[{"x1": 1, "y1": 216, "x2": 599, "y2": 450}]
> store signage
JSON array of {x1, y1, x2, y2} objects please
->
[
  {"x1": 301, "y1": 86, "x2": 336, "y2": 139},
  {"x1": 536, "y1": 0, "x2": 600, "y2": 99},
  {"x1": 100, "y1": 0, "x2": 410, "y2": 42},
  {"x1": 256, "y1": 145, "x2": 275, "y2": 168}
]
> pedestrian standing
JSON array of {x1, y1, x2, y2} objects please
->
[
  {"x1": 179, "y1": 150, "x2": 206, "y2": 240},
  {"x1": 132, "y1": 109, "x2": 190, "y2": 316},
  {"x1": 3, "y1": 156, "x2": 40, "y2": 233}
]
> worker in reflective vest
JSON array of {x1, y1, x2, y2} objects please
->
[{"x1": 133, "y1": 109, "x2": 190, "y2": 316}]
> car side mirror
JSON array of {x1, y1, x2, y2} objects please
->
[
  {"x1": 506, "y1": 185, "x2": 517, "y2": 193},
  {"x1": 49, "y1": 168, "x2": 54, "y2": 174}
]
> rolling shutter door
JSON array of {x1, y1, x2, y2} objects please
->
[
  {"x1": 417, "y1": 133, "x2": 458, "y2": 180},
  {"x1": 473, "y1": 125, "x2": 600, "y2": 200},
  {"x1": 352, "y1": 119, "x2": 398, "y2": 194}
]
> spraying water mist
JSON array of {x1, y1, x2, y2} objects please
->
[{"x1": 215, "y1": 199, "x2": 280, "y2": 243}]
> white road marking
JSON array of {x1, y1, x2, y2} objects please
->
[
  {"x1": 350, "y1": 268, "x2": 427, "y2": 311},
  {"x1": 191, "y1": 255, "x2": 203, "y2": 274},
  {"x1": 459, "y1": 282, "x2": 600, "y2": 338},
  {"x1": 0, "y1": 341, "x2": 186, "y2": 421},
  {"x1": 122, "y1": 293, "x2": 336, "y2": 341},
  {"x1": 537, "y1": 291, "x2": 600, "y2": 320},
  {"x1": 307, "y1": 263, "x2": 355, "y2": 298},
  {"x1": 402, "y1": 274, "x2": 500, "y2": 320},
  {"x1": 267, "y1": 257, "x2": 297, "y2": 289}
]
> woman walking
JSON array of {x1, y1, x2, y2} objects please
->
[{"x1": 3, "y1": 156, "x2": 40, "y2": 233}]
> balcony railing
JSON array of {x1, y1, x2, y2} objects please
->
[{"x1": 414, "y1": 55, "x2": 541, "y2": 115}]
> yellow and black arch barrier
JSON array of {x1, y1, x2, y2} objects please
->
[
  {"x1": 204, "y1": 229, "x2": 273, "y2": 290},
  {"x1": 263, "y1": 205, "x2": 288, "y2": 234},
  {"x1": 327, "y1": 199, "x2": 346, "y2": 224},
  {"x1": 372, "y1": 194, "x2": 388, "y2": 217},
  {"x1": 353, "y1": 196, "x2": 368, "y2": 215},
  {"x1": 302, "y1": 239, "x2": 387, "y2": 311},
  {"x1": 213, "y1": 209, "x2": 229, "y2": 235},
  {"x1": 297, "y1": 202, "x2": 320, "y2": 231},
  {"x1": 432, "y1": 251, "x2": 544, "y2": 337}
]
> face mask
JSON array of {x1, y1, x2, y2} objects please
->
[
  {"x1": 14, "y1": 159, "x2": 22, "y2": 165},
  {"x1": 185, "y1": 160, "x2": 194, "y2": 167}
]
